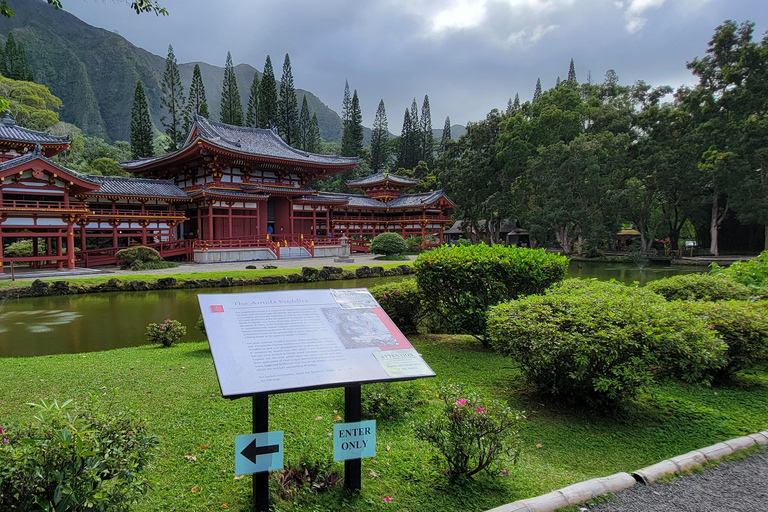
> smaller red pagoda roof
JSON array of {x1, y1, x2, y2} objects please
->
[
  {"x1": 0, "y1": 112, "x2": 69, "y2": 147},
  {"x1": 0, "y1": 148, "x2": 99, "y2": 193},
  {"x1": 346, "y1": 172, "x2": 419, "y2": 188},
  {"x1": 84, "y1": 175, "x2": 190, "y2": 201}
]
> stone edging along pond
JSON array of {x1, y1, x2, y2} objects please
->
[
  {"x1": 486, "y1": 430, "x2": 768, "y2": 512},
  {"x1": 0, "y1": 264, "x2": 414, "y2": 300}
]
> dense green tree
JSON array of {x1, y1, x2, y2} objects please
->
[
  {"x1": 245, "y1": 71, "x2": 259, "y2": 128},
  {"x1": 277, "y1": 53, "x2": 299, "y2": 146},
  {"x1": 3, "y1": 33, "x2": 31, "y2": 81},
  {"x1": 184, "y1": 63, "x2": 208, "y2": 132},
  {"x1": 130, "y1": 80, "x2": 153, "y2": 159},
  {"x1": 370, "y1": 99, "x2": 389, "y2": 171},
  {"x1": 533, "y1": 78, "x2": 542, "y2": 102},
  {"x1": 257, "y1": 55, "x2": 278, "y2": 129},
  {"x1": 1, "y1": 0, "x2": 167, "y2": 18},
  {"x1": 439, "y1": 116, "x2": 451, "y2": 156},
  {"x1": 566, "y1": 58, "x2": 577, "y2": 86},
  {"x1": 219, "y1": 51, "x2": 243, "y2": 126},
  {"x1": 513, "y1": 93, "x2": 521, "y2": 111},
  {"x1": 160, "y1": 44, "x2": 185, "y2": 151},
  {"x1": 0, "y1": 74, "x2": 60, "y2": 129},
  {"x1": 420, "y1": 94, "x2": 433, "y2": 166},
  {"x1": 341, "y1": 80, "x2": 351, "y2": 126},
  {"x1": 341, "y1": 89, "x2": 363, "y2": 157}
]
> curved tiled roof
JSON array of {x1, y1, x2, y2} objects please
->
[
  {"x1": 0, "y1": 114, "x2": 69, "y2": 145},
  {"x1": 84, "y1": 175, "x2": 190, "y2": 200},
  {"x1": 0, "y1": 149, "x2": 98, "y2": 186},
  {"x1": 187, "y1": 187, "x2": 269, "y2": 201},
  {"x1": 387, "y1": 190, "x2": 453, "y2": 208},
  {"x1": 346, "y1": 172, "x2": 419, "y2": 187}
]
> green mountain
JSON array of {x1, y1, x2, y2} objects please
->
[{"x1": 0, "y1": 0, "x2": 343, "y2": 143}]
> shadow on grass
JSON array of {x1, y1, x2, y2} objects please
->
[{"x1": 186, "y1": 347, "x2": 212, "y2": 358}]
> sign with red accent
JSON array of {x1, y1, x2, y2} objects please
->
[{"x1": 198, "y1": 289, "x2": 435, "y2": 398}]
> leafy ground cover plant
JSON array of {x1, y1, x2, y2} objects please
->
[
  {"x1": 414, "y1": 383, "x2": 522, "y2": 481},
  {"x1": 369, "y1": 279, "x2": 422, "y2": 333},
  {"x1": 415, "y1": 244, "x2": 569, "y2": 346},
  {"x1": 488, "y1": 279, "x2": 726, "y2": 409},
  {"x1": 646, "y1": 273, "x2": 752, "y2": 301},
  {"x1": 145, "y1": 318, "x2": 186, "y2": 347},
  {"x1": 711, "y1": 251, "x2": 768, "y2": 293},
  {"x1": 0, "y1": 398, "x2": 157, "y2": 511}
]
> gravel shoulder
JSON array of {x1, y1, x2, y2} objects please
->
[{"x1": 589, "y1": 447, "x2": 768, "y2": 512}]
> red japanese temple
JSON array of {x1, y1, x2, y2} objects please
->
[{"x1": 0, "y1": 115, "x2": 456, "y2": 271}]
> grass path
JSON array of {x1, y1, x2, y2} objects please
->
[{"x1": 1, "y1": 335, "x2": 767, "y2": 511}]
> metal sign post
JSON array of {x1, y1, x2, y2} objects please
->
[
  {"x1": 344, "y1": 385, "x2": 362, "y2": 491},
  {"x1": 253, "y1": 394, "x2": 270, "y2": 512}
]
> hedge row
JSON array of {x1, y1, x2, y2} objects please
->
[{"x1": 0, "y1": 265, "x2": 413, "y2": 300}]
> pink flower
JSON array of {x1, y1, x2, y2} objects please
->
[
  {"x1": 0, "y1": 427, "x2": 3, "y2": 435},
  {"x1": 456, "y1": 399, "x2": 467, "y2": 407},
  {"x1": 382, "y1": 294, "x2": 388, "y2": 298},
  {"x1": 502, "y1": 469, "x2": 508, "y2": 476},
  {"x1": 2, "y1": 438, "x2": 6, "y2": 445},
  {"x1": 476, "y1": 407, "x2": 485, "y2": 413},
  {"x1": 382, "y1": 496, "x2": 393, "y2": 502}
]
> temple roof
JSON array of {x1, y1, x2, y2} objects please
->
[
  {"x1": 122, "y1": 116, "x2": 359, "y2": 170},
  {"x1": 0, "y1": 112, "x2": 70, "y2": 146},
  {"x1": 187, "y1": 187, "x2": 269, "y2": 201},
  {"x1": 84, "y1": 175, "x2": 190, "y2": 200},
  {"x1": 387, "y1": 190, "x2": 454, "y2": 208},
  {"x1": 301, "y1": 189, "x2": 455, "y2": 210},
  {"x1": 346, "y1": 172, "x2": 419, "y2": 187},
  {"x1": 0, "y1": 148, "x2": 98, "y2": 188}
]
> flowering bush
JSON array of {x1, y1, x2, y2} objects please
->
[
  {"x1": 145, "y1": 318, "x2": 186, "y2": 347},
  {"x1": 0, "y1": 399, "x2": 157, "y2": 511},
  {"x1": 414, "y1": 384, "x2": 522, "y2": 481}
]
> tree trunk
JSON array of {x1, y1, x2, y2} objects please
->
[
  {"x1": 710, "y1": 197, "x2": 720, "y2": 256},
  {"x1": 764, "y1": 224, "x2": 768, "y2": 252},
  {"x1": 556, "y1": 225, "x2": 573, "y2": 254}
]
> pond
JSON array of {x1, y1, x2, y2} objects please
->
[{"x1": 0, "y1": 261, "x2": 710, "y2": 358}]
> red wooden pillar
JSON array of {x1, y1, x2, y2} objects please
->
[
  {"x1": 0, "y1": 225, "x2": 4, "y2": 272},
  {"x1": 79, "y1": 225, "x2": 86, "y2": 266},
  {"x1": 227, "y1": 203, "x2": 233, "y2": 239},
  {"x1": 66, "y1": 223, "x2": 75, "y2": 270},
  {"x1": 197, "y1": 205, "x2": 202, "y2": 240},
  {"x1": 207, "y1": 202, "x2": 214, "y2": 241},
  {"x1": 56, "y1": 233, "x2": 63, "y2": 270}
]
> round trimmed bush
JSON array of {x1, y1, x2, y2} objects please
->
[
  {"x1": 369, "y1": 232, "x2": 408, "y2": 255},
  {"x1": 645, "y1": 273, "x2": 752, "y2": 301},
  {"x1": 115, "y1": 246, "x2": 161, "y2": 270},
  {"x1": 488, "y1": 279, "x2": 726, "y2": 409}
]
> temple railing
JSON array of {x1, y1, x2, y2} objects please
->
[{"x1": 0, "y1": 199, "x2": 89, "y2": 212}]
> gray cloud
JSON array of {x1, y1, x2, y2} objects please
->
[{"x1": 64, "y1": 0, "x2": 767, "y2": 133}]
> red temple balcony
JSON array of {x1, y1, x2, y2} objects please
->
[
  {"x1": 0, "y1": 199, "x2": 90, "y2": 213},
  {"x1": 330, "y1": 213, "x2": 452, "y2": 223},
  {"x1": 86, "y1": 208, "x2": 188, "y2": 222}
]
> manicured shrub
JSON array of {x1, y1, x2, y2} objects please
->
[
  {"x1": 115, "y1": 245, "x2": 161, "y2": 270},
  {"x1": 145, "y1": 318, "x2": 186, "y2": 347},
  {"x1": 414, "y1": 384, "x2": 522, "y2": 481},
  {"x1": 691, "y1": 300, "x2": 768, "y2": 377},
  {"x1": 646, "y1": 273, "x2": 752, "y2": 301},
  {"x1": 0, "y1": 399, "x2": 157, "y2": 511},
  {"x1": 711, "y1": 251, "x2": 768, "y2": 293},
  {"x1": 369, "y1": 279, "x2": 421, "y2": 333},
  {"x1": 405, "y1": 236, "x2": 423, "y2": 253},
  {"x1": 415, "y1": 244, "x2": 569, "y2": 345},
  {"x1": 369, "y1": 232, "x2": 408, "y2": 255},
  {"x1": 361, "y1": 380, "x2": 423, "y2": 420},
  {"x1": 195, "y1": 315, "x2": 207, "y2": 337},
  {"x1": 132, "y1": 260, "x2": 179, "y2": 271},
  {"x1": 488, "y1": 279, "x2": 726, "y2": 409}
]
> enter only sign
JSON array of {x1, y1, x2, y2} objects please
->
[{"x1": 334, "y1": 420, "x2": 376, "y2": 461}]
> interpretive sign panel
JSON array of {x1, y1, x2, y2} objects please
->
[
  {"x1": 198, "y1": 289, "x2": 435, "y2": 398},
  {"x1": 334, "y1": 420, "x2": 376, "y2": 461},
  {"x1": 235, "y1": 431, "x2": 284, "y2": 475}
]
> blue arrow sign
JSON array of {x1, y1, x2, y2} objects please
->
[{"x1": 235, "y1": 431, "x2": 283, "y2": 475}]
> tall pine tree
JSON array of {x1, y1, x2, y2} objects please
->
[
  {"x1": 219, "y1": 51, "x2": 243, "y2": 126},
  {"x1": 566, "y1": 58, "x2": 577, "y2": 86},
  {"x1": 298, "y1": 95, "x2": 311, "y2": 151},
  {"x1": 257, "y1": 55, "x2": 278, "y2": 129},
  {"x1": 341, "y1": 80, "x2": 351, "y2": 126},
  {"x1": 440, "y1": 116, "x2": 451, "y2": 152},
  {"x1": 370, "y1": 99, "x2": 389, "y2": 171},
  {"x1": 307, "y1": 113, "x2": 321, "y2": 153},
  {"x1": 4, "y1": 34, "x2": 32, "y2": 81},
  {"x1": 341, "y1": 89, "x2": 363, "y2": 157},
  {"x1": 513, "y1": 93, "x2": 521, "y2": 110},
  {"x1": 533, "y1": 78, "x2": 542, "y2": 102},
  {"x1": 184, "y1": 63, "x2": 208, "y2": 133},
  {"x1": 160, "y1": 44, "x2": 186, "y2": 152},
  {"x1": 396, "y1": 109, "x2": 413, "y2": 170},
  {"x1": 277, "y1": 53, "x2": 299, "y2": 146},
  {"x1": 130, "y1": 80, "x2": 154, "y2": 159},
  {"x1": 245, "y1": 71, "x2": 259, "y2": 128},
  {"x1": 420, "y1": 95, "x2": 433, "y2": 165}
]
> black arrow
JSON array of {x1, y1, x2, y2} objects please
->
[{"x1": 241, "y1": 439, "x2": 279, "y2": 464}]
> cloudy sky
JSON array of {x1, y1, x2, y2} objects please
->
[{"x1": 63, "y1": 0, "x2": 767, "y2": 132}]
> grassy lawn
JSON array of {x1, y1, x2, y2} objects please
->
[
  {"x1": 1, "y1": 335, "x2": 766, "y2": 511},
  {"x1": 0, "y1": 262, "x2": 413, "y2": 291}
]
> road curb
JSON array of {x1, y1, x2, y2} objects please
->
[{"x1": 486, "y1": 430, "x2": 768, "y2": 512}]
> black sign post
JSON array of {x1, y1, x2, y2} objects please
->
[
  {"x1": 344, "y1": 384, "x2": 363, "y2": 491},
  {"x1": 252, "y1": 394, "x2": 270, "y2": 512}
]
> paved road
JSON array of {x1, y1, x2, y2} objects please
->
[{"x1": 590, "y1": 447, "x2": 768, "y2": 512}]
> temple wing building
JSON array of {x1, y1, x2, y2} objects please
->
[{"x1": 0, "y1": 115, "x2": 455, "y2": 270}]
